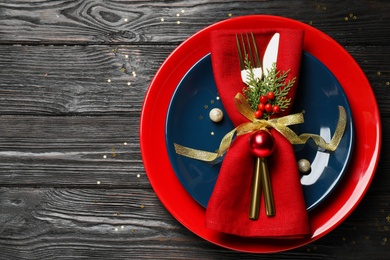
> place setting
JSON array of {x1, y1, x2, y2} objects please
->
[{"x1": 140, "y1": 15, "x2": 381, "y2": 253}]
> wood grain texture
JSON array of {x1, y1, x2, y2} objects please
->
[
  {"x1": 0, "y1": 0, "x2": 388, "y2": 45},
  {"x1": 0, "y1": 44, "x2": 173, "y2": 115},
  {"x1": 0, "y1": 187, "x2": 388, "y2": 259},
  {"x1": 0, "y1": 0, "x2": 389, "y2": 259},
  {"x1": 0, "y1": 45, "x2": 388, "y2": 116}
]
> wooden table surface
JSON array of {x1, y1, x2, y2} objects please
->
[{"x1": 0, "y1": 1, "x2": 389, "y2": 259}]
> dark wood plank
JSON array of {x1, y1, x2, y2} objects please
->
[
  {"x1": 0, "y1": 0, "x2": 388, "y2": 45},
  {"x1": 0, "y1": 45, "x2": 388, "y2": 116},
  {"x1": 0, "y1": 44, "x2": 174, "y2": 116},
  {"x1": 0, "y1": 115, "x2": 149, "y2": 188},
  {"x1": 0, "y1": 187, "x2": 388, "y2": 259}
]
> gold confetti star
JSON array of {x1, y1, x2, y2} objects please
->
[
  {"x1": 386, "y1": 214, "x2": 390, "y2": 222},
  {"x1": 377, "y1": 71, "x2": 381, "y2": 75},
  {"x1": 344, "y1": 17, "x2": 349, "y2": 21},
  {"x1": 121, "y1": 67, "x2": 125, "y2": 72},
  {"x1": 204, "y1": 105, "x2": 208, "y2": 109},
  {"x1": 228, "y1": 13, "x2": 232, "y2": 17},
  {"x1": 309, "y1": 20, "x2": 313, "y2": 25},
  {"x1": 140, "y1": 204, "x2": 145, "y2": 209},
  {"x1": 386, "y1": 81, "x2": 390, "y2": 86}
]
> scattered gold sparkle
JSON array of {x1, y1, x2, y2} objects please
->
[
  {"x1": 386, "y1": 81, "x2": 389, "y2": 86},
  {"x1": 121, "y1": 67, "x2": 125, "y2": 72},
  {"x1": 228, "y1": 13, "x2": 232, "y2": 17},
  {"x1": 160, "y1": 18, "x2": 165, "y2": 22},
  {"x1": 107, "y1": 79, "x2": 111, "y2": 83},
  {"x1": 113, "y1": 49, "x2": 117, "y2": 54},
  {"x1": 210, "y1": 100, "x2": 214, "y2": 104},
  {"x1": 344, "y1": 17, "x2": 349, "y2": 21},
  {"x1": 309, "y1": 20, "x2": 313, "y2": 25},
  {"x1": 199, "y1": 116, "x2": 203, "y2": 120},
  {"x1": 322, "y1": 6, "x2": 327, "y2": 10},
  {"x1": 204, "y1": 105, "x2": 208, "y2": 109},
  {"x1": 112, "y1": 153, "x2": 117, "y2": 157},
  {"x1": 377, "y1": 71, "x2": 381, "y2": 76},
  {"x1": 353, "y1": 15, "x2": 357, "y2": 19},
  {"x1": 97, "y1": 181, "x2": 101, "y2": 185},
  {"x1": 386, "y1": 214, "x2": 390, "y2": 222},
  {"x1": 177, "y1": 21, "x2": 181, "y2": 25},
  {"x1": 140, "y1": 204, "x2": 145, "y2": 209},
  {"x1": 349, "y1": 13, "x2": 354, "y2": 17},
  {"x1": 116, "y1": 212, "x2": 120, "y2": 216}
]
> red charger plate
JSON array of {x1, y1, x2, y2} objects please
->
[{"x1": 140, "y1": 15, "x2": 381, "y2": 253}]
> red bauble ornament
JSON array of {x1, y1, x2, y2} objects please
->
[{"x1": 248, "y1": 130, "x2": 275, "y2": 158}]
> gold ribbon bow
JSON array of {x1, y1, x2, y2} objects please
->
[{"x1": 174, "y1": 93, "x2": 347, "y2": 162}]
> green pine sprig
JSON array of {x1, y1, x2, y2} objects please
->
[{"x1": 242, "y1": 60, "x2": 296, "y2": 119}]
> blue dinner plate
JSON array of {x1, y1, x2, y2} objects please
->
[{"x1": 165, "y1": 52, "x2": 354, "y2": 211}]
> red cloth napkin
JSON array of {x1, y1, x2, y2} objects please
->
[{"x1": 205, "y1": 29, "x2": 310, "y2": 238}]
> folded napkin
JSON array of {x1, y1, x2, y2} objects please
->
[{"x1": 205, "y1": 29, "x2": 310, "y2": 238}]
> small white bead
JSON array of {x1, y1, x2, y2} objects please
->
[
  {"x1": 298, "y1": 159, "x2": 311, "y2": 173},
  {"x1": 209, "y1": 108, "x2": 223, "y2": 122}
]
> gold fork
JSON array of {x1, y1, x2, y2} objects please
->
[{"x1": 235, "y1": 32, "x2": 263, "y2": 85}]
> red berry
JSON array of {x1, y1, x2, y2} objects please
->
[
  {"x1": 272, "y1": 105, "x2": 281, "y2": 114},
  {"x1": 254, "y1": 110, "x2": 263, "y2": 119},
  {"x1": 265, "y1": 103, "x2": 273, "y2": 112},
  {"x1": 257, "y1": 103, "x2": 265, "y2": 111},
  {"x1": 267, "y1": 91, "x2": 275, "y2": 100},
  {"x1": 260, "y1": 95, "x2": 268, "y2": 104}
]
